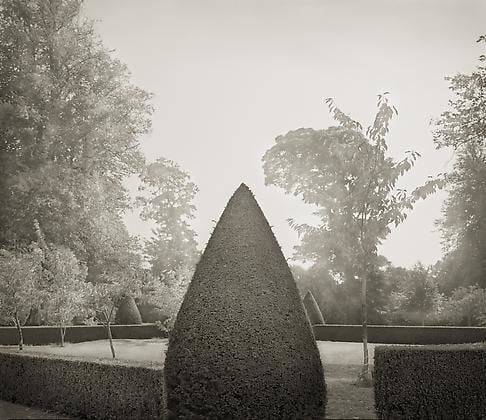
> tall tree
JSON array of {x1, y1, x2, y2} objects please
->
[
  {"x1": 0, "y1": 0, "x2": 152, "y2": 279},
  {"x1": 263, "y1": 94, "x2": 444, "y2": 384},
  {"x1": 137, "y1": 157, "x2": 199, "y2": 277},
  {"x1": 433, "y1": 36, "x2": 486, "y2": 292}
]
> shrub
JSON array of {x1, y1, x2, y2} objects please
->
[
  {"x1": 115, "y1": 295, "x2": 143, "y2": 325},
  {"x1": 303, "y1": 290, "x2": 325, "y2": 325},
  {"x1": 138, "y1": 301, "x2": 170, "y2": 323},
  {"x1": 374, "y1": 343, "x2": 486, "y2": 419},
  {"x1": 165, "y1": 183, "x2": 326, "y2": 419},
  {"x1": 0, "y1": 350, "x2": 165, "y2": 419}
]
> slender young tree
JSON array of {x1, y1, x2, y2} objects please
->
[
  {"x1": 0, "y1": 247, "x2": 43, "y2": 350},
  {"x1": 42, "y1": 245, "x2": 89, "y2": 346},
  {"x1": 263, "y1": 94, "x2": 445, "y2": 384}
]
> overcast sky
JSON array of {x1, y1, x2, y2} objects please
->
[{"x1": 84, "y1": 0, "x2": 485, "y2": 268}]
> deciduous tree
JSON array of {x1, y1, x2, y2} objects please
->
[
  {"x1": 137, "y1": 158, "x2": 199, "y2": 277},
  {"x1": 0, "y1": 246, "x2": 43, "y2": 350},
  {"x1": 263, "y1": 94, "x2": 445, "y2": 383},
  {"x1": 433, "y1": 36, "x2": 486, "y2": 292}
]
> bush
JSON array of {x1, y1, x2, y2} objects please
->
[
  {"x1": 303, "y1": 290, "x2": 325, "y2": 325},
  {"x1": 0, "y1": 350, "x2": 165, "y2": 419},
  {"x1": 138, "y1": 301, "x2": 169, "y2": 323},
  {"x1": 374, "y1": 343, "x2": 486, "y2": 419},
  {"x1": 115, "y1": 295, "x2": 143, "y2": 325},
  {"x1": 165, "y1": 183, "x2": 326, "y2": 419}
]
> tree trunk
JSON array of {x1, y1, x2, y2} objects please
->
[
  {"x1": 14, "y1": 314, "x2": 24, "y2": 351},
  {"x1": 357, "y1": 274, "x2": 372, "y2": 387},
  {"x1": 60, "y1": 323, "x2": 66, "y2": 347},
  {"x1": 106, "y1": 320, "x2": 116, "y2": 359}
]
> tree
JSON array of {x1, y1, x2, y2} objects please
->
[
  {"x1": 433, "y1": 36, "x2": 486, "y2": 292},
  {"x1": 137, "y1": 157, "x2": 199, "y2": 277},
  {"x1": 0, "y1": 246, "x2": 43, "y2": 350},
  {"x1": 41, "y1": 245, "x2": 89, "y2": 346},
  {"x1": 86, "y1": 264, "x2": 143, "y2": 358},
  {"x1": 0, "y1": 0, "x2": 152, "y2": 278},
  {"x1": 385, "y1": 264, "x2": 443, "y2": 326},
  {"x1": 440, "y1": 285, "x2": 486, "y2": 326},
  {"x1": 139, "y1": 265, "x2": 192, "y2": 331},
  {"x1": 262, "y1": 94, "x2": 445, "y2": 384},
  {"x1": 165, "y1": 184, "x2": 326, "y2": 418}
]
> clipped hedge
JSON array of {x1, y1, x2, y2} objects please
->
[
  {"x1": 303, "y1": 290, "x2": 325, "y2": 325},
  {"x1": 0, "y1": 324, "x2": 164, "y2": 346},
  {"x1": 313, "y1": 324, "x2": 486, "y2": 344},
  {"x1": 115, "y1": 295, "x2": 143, "y2": 325},
  {"x1": 0, "y1": 349, "x2": 165, "y2": 419},
  {"x1": 165, "y1": 183, "x2": 326, "y2": 419},
  {"x1": 374, "y1": 344, "x2": 486, "y2": 419}
]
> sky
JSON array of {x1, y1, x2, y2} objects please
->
[{"x1": 84, "y1": 0, "x2": 485, "y2": 268}]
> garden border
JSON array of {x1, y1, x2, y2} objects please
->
[
  {"x1": 313, "y1": 324, "x2": 486, "y2": 344},
  {"x1": 0, "y1": 323, "x2": 165, "y2": 346}
]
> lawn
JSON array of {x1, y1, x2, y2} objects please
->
[{"x1": 1, "y1": 339, "x2": 378, "y2": 419}]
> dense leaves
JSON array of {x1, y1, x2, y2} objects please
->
[
  {"x1": 0, "y1": 0, "x2": 152, "y2": 282},
  {"x1": 165, "y1": 184, "x2": 326, "y2": 419},
  {"x1": 138, "y1": 157, "x2": 199, "y2": 277},
  {"x1": 115, "y1": 295, "x2": 142, "y2": 325},
  {"x1": 433, "y1": 36, "x2": 486, "y2": 292},
  {"x1": 0, "y1": 350, "x2": 165, "y2": 419},
  {"x1": 0, "y1": 246, "x2": 43, "y2": 348},
  {"x1": 374, "y1": 344, "x2": 486, "y2": 419}
]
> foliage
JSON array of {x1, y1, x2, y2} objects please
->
[
  {"x1": 41, "y1": 244, "x2": 89, "y2": 344},
  {"x1": 139, "y1": 265, "x2": 191, "y2": 331},
  {"x1": 165, "y1": 184, "x2": 326, "y2": 418},
  {"x1": 438, "y1": 285, "x2": 486, "y2": 326},
  {"x1": 137, "y1": 157, "x2": 199, "y2": 277},
  {"x1": 86, "y1": 265, "x2": 143, "y2": 357},
  {"x1": 0, "y1": 350, "x2": 165, "y2": 419},
  {"x1": 0, "y1": 0, "x2": 152, "y2": 281},
  {"x1": 263, "y1": 95, "x2": 444, "y2": 379},
  {"x1": 0, "y1": 245, "x2": 43, "y2": 349},
  {"x1": 374, "y1": 343, "x2": 486, "y2": 419},
  {"x1": 115, "y1": 295, "x2": 142, "y2": 325},
  {"x1": 433, "y1": 36, "x2": 486, "y2": 292},
  {"x1": 263, "y1": 94, "x2": 444, "y2": 282},
  {"x1": 385, "y1": 263, "x2": 443, "y2": 326}
]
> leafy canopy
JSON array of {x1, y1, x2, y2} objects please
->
[{"x1": 263, "y1": 94, "x2": 445, "y2": 280}]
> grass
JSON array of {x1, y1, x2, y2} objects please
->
[{"x1": 1, "y1": 339, "x2": 378, "y2": 419}]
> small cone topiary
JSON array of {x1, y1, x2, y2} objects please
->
[
  {"x1": 165, "y1": 183, "x2": 326, "y2": 419},
  {"x1": 115, "y1": 295, "x2": 143, "y2": 325},
  {"x1": 303, "y1": 290, "x2": 325, "y2": 325}
]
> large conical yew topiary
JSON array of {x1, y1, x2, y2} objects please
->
[
  {"x1": 164, "y1": 183, "x2": 326, "y2": 419},
  {"x1": 115, "y1": 295, "x2": 143, "y2": 325},
  {"x1": 303, "y1": 290, "x2": 325, "y2": 325}
]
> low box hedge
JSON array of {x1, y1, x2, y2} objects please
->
[
  {"x1": 0, "y1": 323, "x2": 165, "y2": 346},
  {"x1": 313, "y1": 324, "x2": 486, "y2": 344},
  {"x1": 374, "y1": 343, "x2": 486, "y2": 419},
  {"x1": 0, "y1": 349, "x2": 165, "y2": 419}
]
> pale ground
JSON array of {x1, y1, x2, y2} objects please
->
[
  {"x1": 0, "y1": 339, "x2": 379, "y2": 419},
  {"x1": 1, "y1": 338, "x2": 376, "y2": 365}
]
